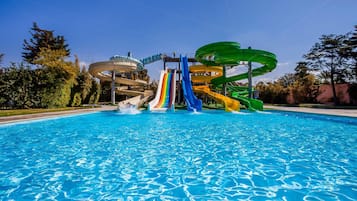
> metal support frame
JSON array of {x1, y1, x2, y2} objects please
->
[
  {"x1": 111, "y1": 71, "x2": 116, "y2": 104},
  {"x1": 247, "y1": 47, "x2": 253, "y2": 99},
  {"x1": 223, "y1": 65, "x2": 227, "y2": 96}
]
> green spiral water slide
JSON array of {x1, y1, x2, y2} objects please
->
[{"x1": 195, "y1": 42, "x2": 277, "y2": 110}]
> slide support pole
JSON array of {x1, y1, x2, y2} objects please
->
[
  {"x1": 223, "y1": 65, "x2": 227, "y2": 96},
  {"x1": 111, "y1": 71, "x2": 116, "y2": 104},
  {"x1": 248, "y1": 47, "x2": 253, "y2": 99}
]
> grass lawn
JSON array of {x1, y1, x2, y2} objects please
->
[{"x1": 0, "y1": 107, "x2": 96, "y2": 117}]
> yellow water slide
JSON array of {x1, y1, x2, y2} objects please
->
[
  {"x1": 190, "y1": 65, "x2": 222, "y2": 83},
  {"x1": 192, "y1": 85, "x2": 240, "y2": 112},
  {"x1": 190, "y1": 65, "x2": 240, "y2": 111}
]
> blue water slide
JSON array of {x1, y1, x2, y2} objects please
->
[{"x1": 181, "y1": 56, "x2": 202, "y2": 111}]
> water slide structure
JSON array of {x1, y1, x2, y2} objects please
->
[
  {"x1": 188, "y1": 65, "x2": 240, "y2": 112},
  {"x1": 181, "y1": 56, "x2": 202, "y2": 111},
  {"x1": 195, "y1": 41, "x2": 277, "y2": 111},
  {"x1": 228, "y1": 85, "x2": 263, "y2": 111},
  {"x1": 148, "y1": 69, "x2": 176, "y2": 111},
  {"x1": 89, "y1": 55, "x2": 153, "y2": 109},
  {"x1": 193, "y1": 85, "x2": 240, "y2": 112}
]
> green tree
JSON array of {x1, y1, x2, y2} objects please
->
[
  {"x1": 14, "y1": 64, "x2": 34, "y2": 108},
  {"x1": 294, "y1": 61, "x2": 309, "y2": 79},
  {"x1": 290, "y1": 74, "x2": 319, "y2": 104},
  {"x1": 35, "y1": 48, "x2": 78, "y2": 107},
  {"x1": 346, "y1": 25, "x2": 357, "y2": 82},
  {"x1": 77, "y1": 66, "x2": 92, "y2": 101},
  {"x1": 33, "y1": 47, "x2": 77, "y2": 80},
  {"x1": 22, "y1": 22, "x2": 70, "y2": 64},
  {"x1": 291, "y1": 62, "x2": 320, "y2": 103},
  {"x1": 256, "y1": 61, "x2": 320, "y2": 104},
  {"x1": 22, "y1": 23, "x2": 77, "y2": 108},
  {"x1": 0, "y1": 63, "x2": 36, "y2": 108},
  {"x1": 68, "y1": 55, "x2": 98, "y2": 106},
  {"x1": 348, "y1": 84, "x2": 357, "y2": 104},
  {"x1": 0, "y1": 53, "x2": 4, "y2": 65},
  {"x1": 0, "y1": 66, "x2": 14, "y2": 108},
  {"x1": 255, "y1": 81, "x2": 289, "y2": 104},
  {"x1": 304, "y1": 34, "x2": 351, "y2": 105},
  {"x1": 87, "y1": 79, "x2": 101, "y2": 104},
  {"x1": 276, "y1": 73, "x2": 295, "y2": 87},
  {"x1": 70, "y1": 66, "x2": 93, "y2": 106},
  {"x1": 346, "y1": 25, "x2": 357, "y2": 104}
]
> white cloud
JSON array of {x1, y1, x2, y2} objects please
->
[
  {"x1": 277, "y1": 62, "x2": 289, "y2": 67},
  {"x1": 252, "y1": 61, "x2": 296, "y2": 83},
  {"x1": 255, "y1": 77, "x2": 275, "y2": 83},
  {"x1": 226, "y1": 65, "x2": 248, "y2": 77}
]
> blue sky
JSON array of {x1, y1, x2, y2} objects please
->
[{"x1": 1, "y1": 0, "x2": 356, "y2": 82}]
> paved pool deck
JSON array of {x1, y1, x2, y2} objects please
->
[
  {"x1": 265, "y1": 105, "x2": 357, "y2": 118},
  {"x1": 0, "y1": 105, "x2": 356, "y2": 125}
]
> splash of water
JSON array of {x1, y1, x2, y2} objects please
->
[
  {"x1": 256, "y1": 111, "x2": 272, "y2": 114},
  {"x1": 231, "y1": 111, "x2": 250, "y2": 115},
  {"x1": 191, "y1": 108, "x2": 202, "y2": 115},
  {"x1": 118, "y1": 105, "x2": 141, "y2": 115}
]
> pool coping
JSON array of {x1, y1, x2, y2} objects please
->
[
  {"x1": 0, "y1": 106, "x2": 117, "y2": 125},
  {"x1": 0, "y1": 105, "x2": 356, "y2": 125}
]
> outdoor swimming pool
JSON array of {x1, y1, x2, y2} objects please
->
[{"x1": 0, "y1": 110, "x2": 356, "y2": 200}]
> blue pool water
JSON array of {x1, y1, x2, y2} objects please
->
[{"x1": 0, "y1": 110, "x2": 356, "y2": 200}]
